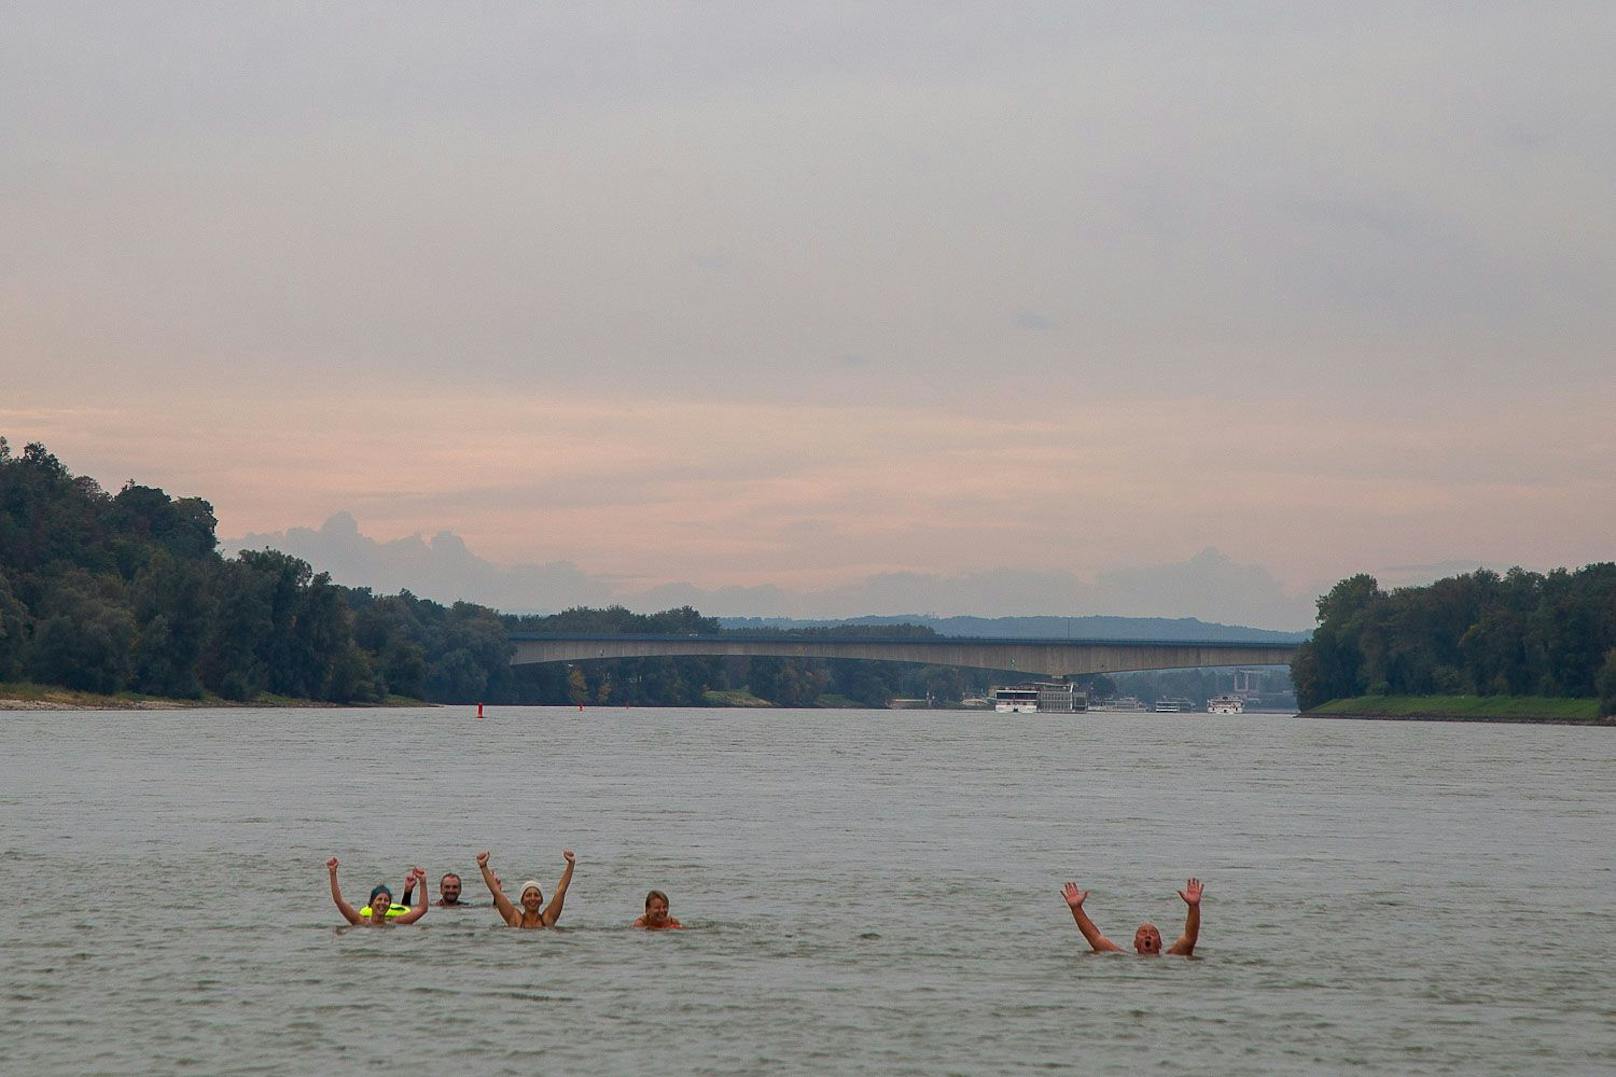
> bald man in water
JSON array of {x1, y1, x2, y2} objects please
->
[{"x1": 1061, "y1": 878, "x2": 1203, "y2": 955}]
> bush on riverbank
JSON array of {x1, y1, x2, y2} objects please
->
[{"x1": 1291, "y1": 567, "x2": 1616, "y2": 711}]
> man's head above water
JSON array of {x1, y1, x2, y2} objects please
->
[{"x1": 1132, "y1": 922, "x2": 1163, "y2": 955}]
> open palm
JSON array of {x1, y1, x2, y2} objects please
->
[{"x1": 1178, "y1": 878, "x2": 1204, "y2": 906}]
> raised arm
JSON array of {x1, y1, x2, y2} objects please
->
[
  {"x1": 1061, "y1": 881, "x2": 1122, "y2": 953},
  {"x1": 478, "y1": 851, "x2": 518, "y2": 925},
  {"x1": 327, "y1": 857, "x2": 361, "y2": 925},
  {"x1": 541, "y1": 850, "x2": 576, "y2": 926},
  {"x1": 395, "y1": 867, "x2": 430, "y2": 925},
  {"x1": 1166, "y1": 878, "x2": 1203, "y2": 956}
]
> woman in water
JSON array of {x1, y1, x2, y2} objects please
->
[
  {"x1": 476, "y1": 849, "x2": 574, "y2": 928},
  {"x1": 327, "y1": 857, "x2": 429, "y2": 925},
  {"x1": 631, "y1": 889, "x2": 683, "y2": 930}
]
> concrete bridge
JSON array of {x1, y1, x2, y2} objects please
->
[{"x1": 508, "y1": 634, "x2": 1301, "y2": 678}]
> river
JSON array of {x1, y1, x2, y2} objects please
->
[{"x1": 1, "y1": 708, "x2": 1612, "y2": 1074}]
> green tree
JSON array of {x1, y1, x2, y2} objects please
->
[
  {"x1": 25, "y1": 571, "x2": 136, "y2": 693},
  {"x1": 128, "y1": 552, "x2": 209, "y2": 697},
  {"x1": 566, "y1": 666, "x2": 589, "y2": 705},
  {"x1": 1291, "y1": 574, "x2": 1384, "y2": 707},
  {"x1": 427, "y1": 648, "x2": 489, "y2": 702},
  {"x1": 0, "y1": 572, "x2": 27, "y2": 681},
  {"x1": 1596, "y1": 648, "x2": 1616, "y2": 717},
  {"x1": 380, "y1": 638, "x2": 428, "y2": 698}
]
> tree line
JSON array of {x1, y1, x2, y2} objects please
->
[
  {"x1": 1290, "y1": 567, "x2": 1616, "y2": 715},
  {"x1": 0, "y1": 438, "x2": 986, "y2": 707}
]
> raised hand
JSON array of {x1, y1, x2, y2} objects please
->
[
  {"x1": 476, "y1": 851, "x2": 491, "y2": 868},
  {"x1": 1177, "y1": 878, "x2": 1204, "y2": 906},
  {"x1": 327, "y1": 857, "x2": 340, "y2": 873},
  {"x1": 1061, "y1": 881, "x2": 1088, "y2": 909},
  {"x1": 562, "y1": 849, "x2": 576, "y2": 866}
]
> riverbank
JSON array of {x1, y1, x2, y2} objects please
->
[
  {"x1": 0, "y1": 682, "x2": 428, "y2": 710},
  {"x1": 1305, "y1": 694, "x2": 1612, "y2": 726}
]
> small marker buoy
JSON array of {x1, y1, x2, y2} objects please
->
[{"x1": 476, "y1": 702, "x2": 484, "y2": 719}]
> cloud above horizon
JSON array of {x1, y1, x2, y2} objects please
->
[
  {"x1": 4, "y1": 3, "x2": 1613, "y2": 612},
  {"x1": 228, "y1": 511, "x2": 1322, "y2": 628}
]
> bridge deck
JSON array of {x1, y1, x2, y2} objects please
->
[{"x1": 508, "y1": 634, "x2": 1302, "y2": 677}]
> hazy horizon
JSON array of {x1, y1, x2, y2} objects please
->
[
  {"x1": 224, "y1": 509, "x2": 1528, "y2": 631},
  {"x1": 5, "y1": 4, "x2": 1612, "y2": 615}
]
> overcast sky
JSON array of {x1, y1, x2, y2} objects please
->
[{"x1": 4, "y1": 3, "x2": 1612, "y2": 628}]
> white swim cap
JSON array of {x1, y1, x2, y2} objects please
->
[{"x1": 520, "y1": 880, "x2": 543, "y2": 898}]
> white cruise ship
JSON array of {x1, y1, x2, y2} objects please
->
[
  {"x1": 1206, "y1": 695, "x2": 1245, "y2": 714},
  {"x1": 992, "y1": 687, "x2": 1039, "y2": 713}
]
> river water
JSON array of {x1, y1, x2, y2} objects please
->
[{"x1": 1, "y1": 707, "x2": 1612, "y2": 1074}]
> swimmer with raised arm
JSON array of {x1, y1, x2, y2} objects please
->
[
  {"x1": 1061, "y1": 878, "x2": 1203, "y2": 955},
  {"x1": 631, "y1": 889, "x2": 683, "y2": 930},
  {"x1": 401, "y1": 870, "x2": 468, "y2": 907},
  {"x1": 327, "y1": 858, "x2": 429, "y2": 925},
  {"x1": 477, "y1": 849, "x2": 575, "y2": 928}
]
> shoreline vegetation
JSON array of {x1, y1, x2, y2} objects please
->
[
  {"x1": 1289, "y1": 569, "x2": 1616, "y2": 720},
  {"x1": 1305, "y1": 694, "x2": 1610, "y2": 726}
]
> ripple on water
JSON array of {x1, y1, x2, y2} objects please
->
[{"x1": 2, "y1": 708, "x2": 1615, "y2": 1075}]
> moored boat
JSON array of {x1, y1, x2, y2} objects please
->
[{"x1": 992, "y1": 686, "x2": 1040, "y2": 713}]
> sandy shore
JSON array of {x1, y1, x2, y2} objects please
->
[{"x1": 0, "y1": 697, "x2": 195, "y2": 711}]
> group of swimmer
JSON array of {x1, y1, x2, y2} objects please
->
[
  {"x1": 329, "y1": 854, "x2": 1200, "y2": 954},
  {"x1": 325, "y1": 850, "x2": 680, "y2": 930}
]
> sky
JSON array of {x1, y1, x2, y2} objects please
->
[{"x1": 3, "y1": 3, "x2": 1612, "y2": 629}]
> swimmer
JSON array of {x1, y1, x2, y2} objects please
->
[
  {"x1": 435, "y1": 872, "x2": 466, "y2": 906},
  {"x1": 1060, "y1": 877, "x2": 1203, "y2": 956},
  {"x1": 327, "y1": 858, "x2": 429, "y2": 925},
  {"x1": 631, "y1": 889, "x2": 683, "y2": 930},
  {"x1": 476, "y1": 849, "x2": 575, "y2": 928},
  {"x1": 401, "y1": 870, "x2": 469, "y2": 907}
]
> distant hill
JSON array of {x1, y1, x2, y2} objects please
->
[{"x1": 718, "y1": 614, "x2": 1309, "y2": 643}]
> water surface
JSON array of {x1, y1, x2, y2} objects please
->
[{"x1": 1, "y1": 708, "x2": 1612, "y2": 1074}]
